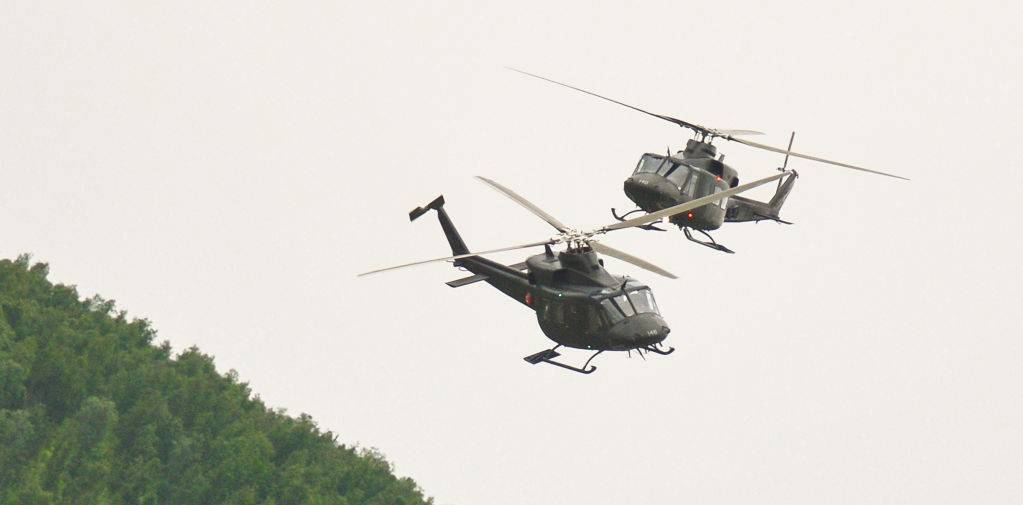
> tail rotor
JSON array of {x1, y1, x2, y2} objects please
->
[{"x1": 778, "y1": 131, "x2": 796, "y2": 190}]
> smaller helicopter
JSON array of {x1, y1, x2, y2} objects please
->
[
  {"x1": 509, "y1": 68, "x2": 909, "y2": 253},
  {"x1": 359, "y1": 172, "x2": 787, "y2": 373}
]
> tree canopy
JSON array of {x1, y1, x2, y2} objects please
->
[{"x1": 0, "y1": 255, "x2": 431, "y2": 505}]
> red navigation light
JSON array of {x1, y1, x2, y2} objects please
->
[
  {"x1": 687, "y1": 212, "x2": 694, "y2": 220},
  {"x1": 525, "y1": 292, "x2": 534, "y2": 305},
  {"x1": 715, "y1": 176, "x2": 722, "y2": 182}
]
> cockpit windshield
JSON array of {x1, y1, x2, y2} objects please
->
[
  {"x1": 629, "y1": 289, "x2": 659, "y2": 314},
  {"x1": 635, "y1": 154, "x2": 685, "y2": 178},
  {"x1": 599, "y1": 288, "x2": 660, "y2": 321},
  {"x1": 634, "y1": 154, "x2": 668, "y2": 174}
]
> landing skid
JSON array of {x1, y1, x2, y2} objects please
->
[
  {"x1": 524, "y1": 346, "x2": 602, "y2": 374},
  {"x1": 611, "y1": 208, "x2": 665, "y2": 232},
  {"x1": 683, "y1": 227, "x2": 734, "y2": 254},
  {"x1": 525, "y1": 343, "x2": 676, "y2": 374}
]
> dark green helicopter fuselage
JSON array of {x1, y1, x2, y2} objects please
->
[
  {"x1": 623, "y1": 139, "x2": 737, "y2": 231},
  {"x1": 415, "y1": 196, "x2": 670, "y2": 352}
]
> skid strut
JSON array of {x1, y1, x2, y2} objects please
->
[
  {"x1": 683, "y1": 227, "x2": 735, "y2": 254},
  {"x1": 612, "y1": 208, "x2": 665, "y2": 231}
]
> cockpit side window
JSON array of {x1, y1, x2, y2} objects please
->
[
  {"x1": 660, "y1": 161, "x2": 680, "y2": 178},
  {"x1": 601, "y1": 298, "x2": 624, "y2": 323},
  {"x1": 674, "y1": 169, "x2": 722, "y2": 199},
  {"x1": 614, "y1": 295, "x2": 635, "y2": 317},
  {"x1": 666, "y1": 163, "x2": 688, "y2": 186}
]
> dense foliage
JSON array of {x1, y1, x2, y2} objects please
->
[{"x1": 0, "y1": 256, "x2": 430, "y2": 504}]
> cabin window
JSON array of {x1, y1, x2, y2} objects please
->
[
  {"x1": 573, "y1": 302, "x2": 604, "y2": 332},
  {"x1": 712, "y1": 186, "x2": 728, "y2": 209},
  {"x1": 678, "y1": 170, "x2": 699, "y2": 197},
  {"x1": 628, "y1": 289, "x2": 659, "y2": 314},
  {"x1": 547, "y1": 300, "x2": 603, "y2": 332},
  {"x1": 695, "y1": 172, "x2": 716, "y2": 196},
  {"x1": 539, "y1": 302, "x2": 560, "y2": 326}
]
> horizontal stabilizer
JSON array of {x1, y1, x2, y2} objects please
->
[
  {"x1": 755, "y1": 214, "x2": 794, "y2": 225},
  {"x1": 446, "y1": 262, "x2": 528, "y2": 288}
]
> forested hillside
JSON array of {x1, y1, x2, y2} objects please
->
[{"x1": 0, "y1": 256, "x2": 431, "y2": 504}]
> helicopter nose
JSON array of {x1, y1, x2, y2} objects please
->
[
  {"x1": 607, "y1": 313, "x2": 670, "y2": 350},
  {"x1": 624, "y1": 173, "x2": 681, "y2": 211}
]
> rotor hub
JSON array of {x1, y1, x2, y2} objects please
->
[{"x1": 556, "y1": 228, "x2": 602, "y2": 249}]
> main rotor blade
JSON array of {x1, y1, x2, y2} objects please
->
[
  {"x1": 589, "y1": 241, "x2": 677, "y2": 279},
  {"x1": 713, "y1": 129, "x2": 764, "y2": 136},
  {"x1": 475, "y1": 176, "x2": 570, "y2": 232},
  {"x1": 507, "y1": 67, "x2": 707, "y2": 133},
  {"x1": 727, "y1": 136, "x2": 909, "y2": 180},
  {"x1": 599, "y1": 172, "x2": 790, "y2": 232},
  {"x1": 358, "y1": 239, "x2": 554, "y2": 277}
]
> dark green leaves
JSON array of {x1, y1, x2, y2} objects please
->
[{"x1": 0, "y1": 258, "x2": 431, "y2": 505}]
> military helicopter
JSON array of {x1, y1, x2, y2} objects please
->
[
  {"x1": 359, "y1": 172, "x2": 787, "y2": 373},
  {"x1": 509, "y1": 68, "x2": 909, "y2": 253}
]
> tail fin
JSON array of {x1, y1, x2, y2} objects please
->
[
  {"x1": 768, "y1": 132, "x2": 798, "y2": 216},
  {"x1": 408, "y1": 195, "x2": 445, "y2": 222},
  {"x1": 409, "y1": 195, "x2": 469, "y2": 256},
  {"x1": 768, "y1": 172, "x2": 797, "y2": 212}
]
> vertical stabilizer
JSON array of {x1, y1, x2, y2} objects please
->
[
  {"x1": 769, "y1": 132, "x2": 798, "y2": 215},
  {"x1": 768, "y1": 172, "x2": 797, "y2": 212}
]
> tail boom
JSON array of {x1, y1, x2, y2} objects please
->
[{"x1": 409, "y1": 195, "x2": 531, "y2": 304}]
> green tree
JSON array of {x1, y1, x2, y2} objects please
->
[{"x1": 0, "y1": 257, "x2": 431, "y2": 505}]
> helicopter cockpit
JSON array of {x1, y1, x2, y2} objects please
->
[
  {"x1": 631, "y1": 154, "x2": 731, "y2": 210},
  {"x1": 598, "y1": 285, "x2": 659, "y2": 324},
  {"x1": 530, "y1": 279, "x2": 671, "y2": 367}
]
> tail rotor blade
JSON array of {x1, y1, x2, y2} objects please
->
[
  {"x1": 779, "y1": 131, "x2": 795, "y2": 190},
  {"x1": 781, "y1": 131, "x2": 795, "y2": 170}
]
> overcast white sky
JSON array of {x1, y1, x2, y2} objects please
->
[{"x1": 3, "y1": 1, "x2": 1021, "y2": 504}]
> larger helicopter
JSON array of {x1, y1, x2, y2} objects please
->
[
  {"x1": 509, "y1": 68, "x2": 909, "y2": 253},
  {"x1": 359, "y1": 172, "x2": 787, "y2": 373}
]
